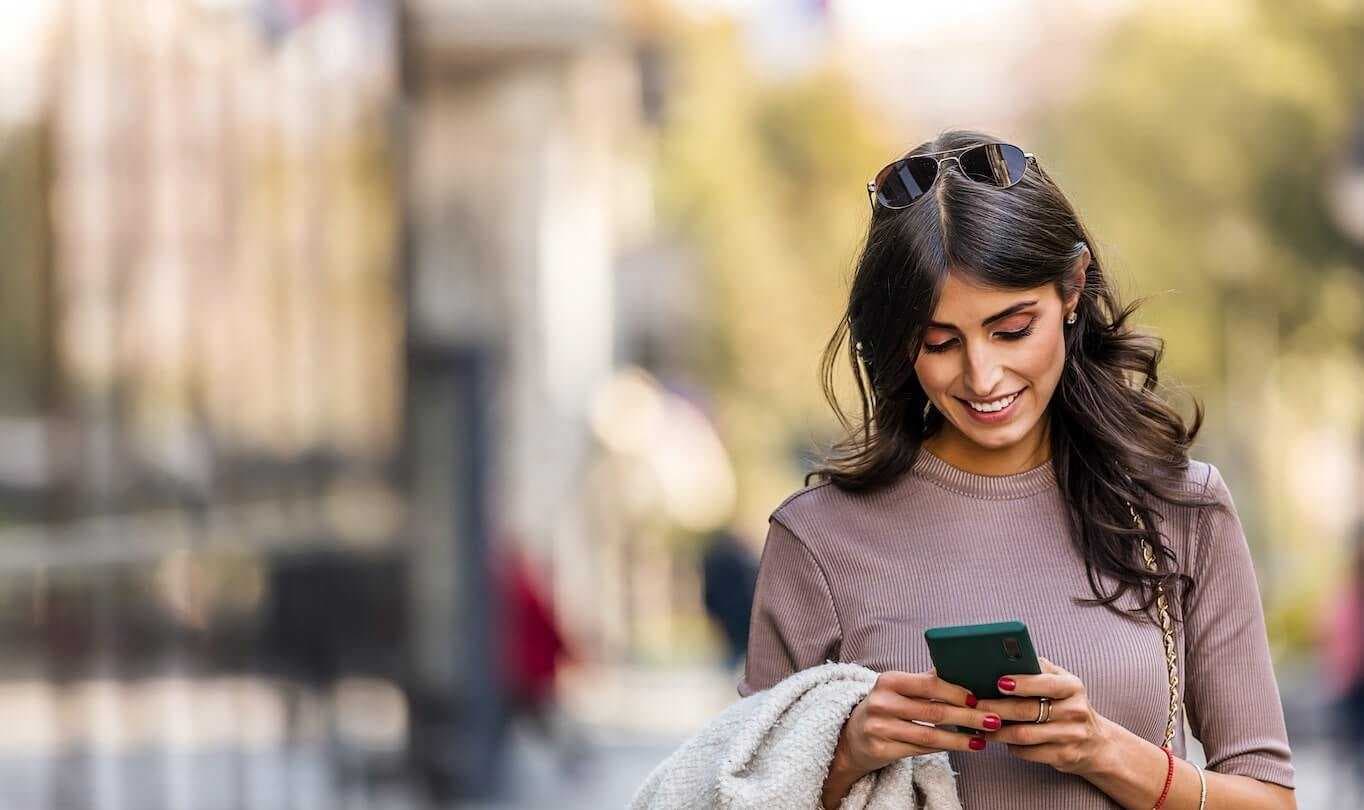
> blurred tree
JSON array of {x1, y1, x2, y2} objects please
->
[
  {"x1": 655, "y1": 18, "x2": 899, "y2": 535},
  {"x1": 0, "y1": 123, "x2": 52, "y2": 417},
  {"x1": 1033, "y1": 0, "x2": 1364, "y2": 653}
]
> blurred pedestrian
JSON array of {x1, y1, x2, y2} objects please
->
[
  {"x1": 492, "y1": 542, "x2": 591, "y2": 782},
  {"x1": 1322, "y1": 520, "x2": 1364, "y2": 803},
  {"x1": 700, "y1": 528, "x2": 758, "y2": 672}
]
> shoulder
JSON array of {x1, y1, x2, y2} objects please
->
[
  {"x1": 1175, "y1": 457, "x2": 1235, "y2": 509},
  {"x1": 768, "y1": 475, "x2": 886, "y2": 538},
  {"x1": 765, "y1": 472, "x2": 919, "y2": 565},
  {"x1": 1155, "y1": 457, "x2": 1236, "y2": 542},
  {"x1": 1167, "y1": 457, "x2": 1217, "y2": 494},
  {"x1": 772, "y1": 477, "x2": 838, "y2": 516},
  {"x1": 1159, "y1": 458, "x2": 1233, "y2": 511},
  {"x1": 766, "y1": 479, "x2": 839, "y2": 548},
  {"x1": 1170, "y1": 458, "x2": 1247, "y2": 575}
]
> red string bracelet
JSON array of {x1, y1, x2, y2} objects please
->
[{"x1": 1151, "y1": 745, "x2": 1175, "y2": 809}]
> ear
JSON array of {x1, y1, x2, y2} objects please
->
[{"x1": 1065, "y1": 243, "x2": 1090, "y2": 314}]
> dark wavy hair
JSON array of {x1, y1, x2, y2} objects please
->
[{"x1": 810, "y1": 128, "x2": 1223, "y2": 627}]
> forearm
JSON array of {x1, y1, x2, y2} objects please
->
[{"x1": 1086, "y1": 718, "x2": 1295, "y2": 809}]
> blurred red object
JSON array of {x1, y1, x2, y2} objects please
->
[
  {"x1": 1323, "y1": 578, "x2": 1364, "y2": 699},
  {"x1": 495, "y1": 545, "x2": 572, "y2": 705}
]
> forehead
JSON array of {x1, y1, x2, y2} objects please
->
[{"x1": 929, "y1": 271, "x2": 1058, "y2": 322}]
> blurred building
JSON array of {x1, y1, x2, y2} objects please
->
[
  {"x1": 0, "y1": 0, "x2": 681, "y2": 804},
  {"x1": 399, "y1": 1, "x2": 673, "y2": 792}
]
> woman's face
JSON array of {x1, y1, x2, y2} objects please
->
[{"x1": 913, "y1": 263, "x2": 1082, "y2": 458}]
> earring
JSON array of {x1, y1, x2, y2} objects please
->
[{"x1": 1065, "y1": 311, "x2": 1077, "y2": 325}]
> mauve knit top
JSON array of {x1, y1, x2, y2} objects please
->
[{"x1": 736, "y1": 448, "x2": 1295, "y2": 806}]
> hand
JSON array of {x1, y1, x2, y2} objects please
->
[
  {"x1": 833, "y1": 667, "x2": 1002, "y2": 777},
  {"x1": 973, "y1": 656, "x2": 1115, "y2": 776}
]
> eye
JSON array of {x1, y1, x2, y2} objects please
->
[
  {"x1": 998, "y1": 321, "x2": 1036, "y2": 341},
  {"x1": 921, "y1": 319, "x2": 1036, "y2": 354}
]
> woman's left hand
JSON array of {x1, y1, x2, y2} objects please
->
[{"x1": 973, "y1": 656, "x2": 1116, "y2": 777}]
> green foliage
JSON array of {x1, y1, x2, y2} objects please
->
[
  {"x1": 1033, "y1": 1, "x2": 1364, "y2": 655},
  {"x1": 656, "y1": 19, "x2": 895, "y2": 529},
  {"x1": 0, "y1": 123, "x2": 51, "y2": 415}
]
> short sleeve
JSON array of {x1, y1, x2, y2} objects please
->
[
  {"x1": 736, "y1": 516, "x2": 843, "y2": 697},
  {"x1": 1182, "y1": 463, "x2": 1295, "y2": 788}
]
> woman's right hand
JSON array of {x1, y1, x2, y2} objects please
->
[{"x1": 834, "y1": 667, "x2": 1002, "y2": 776}]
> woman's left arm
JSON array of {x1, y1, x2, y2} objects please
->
[
  {"x1": 1090, "y1": 462, "x2": 1297, "y2": 808},
  {"x1": 978, "y1": 463, "x2": 1297, "y2": 808}
]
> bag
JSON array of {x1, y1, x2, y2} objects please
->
[{"x1": 1129, "y1": 501, "x2": 1181, "y2": 750}]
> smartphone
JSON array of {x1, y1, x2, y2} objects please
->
[{"x1": 924, "y1": 620, "x2": 1042, "y2": 720}]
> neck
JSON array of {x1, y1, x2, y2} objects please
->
[{"x1": 922, "y1": 422, "x2": 1051, "y2": 476}]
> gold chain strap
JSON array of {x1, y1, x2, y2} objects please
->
[{"x1": 1129, "y1": 500, "x2": 1180, "y2": 751}]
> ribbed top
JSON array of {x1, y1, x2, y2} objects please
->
[
  {"x1": 908, "y1": 446, "x2": 1057, "y2": 500},
  {"x1": 738, "y1": 453, "x2": 1295, "y2": 807}
]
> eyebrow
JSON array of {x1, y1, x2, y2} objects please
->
[{"x1": 926, "y1": 300, "x2": 1038, "y2": 331}]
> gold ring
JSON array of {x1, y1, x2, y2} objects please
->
[{"x1": 1035, "y1": 697, "x2": 1051, "y2": 723}]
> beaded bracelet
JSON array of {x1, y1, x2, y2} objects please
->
[{"x1": 1151, "y1": 746, "x2": 1175, "y2": 809}]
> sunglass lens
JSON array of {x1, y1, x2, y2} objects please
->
[
  {"x1": 876, "y1": 156, "x2": 939, "y2": 208},
  {"x1": 958, "y1": 143, "x2": 1028, "y2": 187}
]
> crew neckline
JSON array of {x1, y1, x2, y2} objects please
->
[{"x1": 908, "y1": 445, "x2": 1057, "y2": 500}]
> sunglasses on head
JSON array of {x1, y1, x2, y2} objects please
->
[{"x1": 867, "y1": 142, "x2": 1035, "y2": 211}]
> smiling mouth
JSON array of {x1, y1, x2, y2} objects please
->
[{"x1": 955, "y1": 388, "x2": 1025, "y2": 413}]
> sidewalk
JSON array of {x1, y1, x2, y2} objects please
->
[{"x1": 454, "y1": 662, "x2": 738, "y2": 809}]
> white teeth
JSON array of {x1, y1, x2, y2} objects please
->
[{"x1": 968, "y1": 391, "x2": 1019, "y2": 412}]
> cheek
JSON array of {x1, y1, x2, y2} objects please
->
[
  {"x1": 1025, "y1": 331, "x2": 1068, "y2": 383},
  {"x1": 912, "y1": 357, "x2": 949, "y2": 395}
]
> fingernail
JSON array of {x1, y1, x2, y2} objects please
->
[
  {"x1": 969, "y1": 737, "x2": 986, "y2": 751},
  {"x1": 997, "y1": 677, "x2": 1016, "y2": 692},
  {"x1": 965, "y1": 693, "x2": 977, "y2": 708},
  {"x1": 983, "y1": 714, "x2": 1001, "y2": 730}
]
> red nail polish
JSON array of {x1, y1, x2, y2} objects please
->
[
  {"x1": 983, "y1": 715, "x2": 1001, "y2": 730},
  {"x1": 969, "y1": 737, "x2": 986, "y2": 751},
  {"x1": 997, "y1": 677, "x2": 1016, "y2": 692},
  {"x1": 965, "y1": 693, "x2": 978, "y2": 707}
]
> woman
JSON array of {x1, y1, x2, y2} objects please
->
[{"x1": 739, "y1": 130, "x2": 1296, "y2": 808}]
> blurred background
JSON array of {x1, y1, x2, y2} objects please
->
[{"x1": 0, "y1": 0, "x2": 1361, "y2": 807}]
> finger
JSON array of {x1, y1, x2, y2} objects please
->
[
  {"x1": 875, "y1": 717, "x2": 988, "y2": 753},
  {"x1": 979, "y1": 720, "x2": 1060, "y2": 746},
  {"x1": 1003, "y1": 742, "x2": 1053, "y2": 763},
  {"x1": 996, "y1": 670, "x2": 1080, "y2": 699},
  {"x1": 878, "y1": 670, "x2": 976, "y2": 707},
  {"x1": 1037, "y1": 656, "x2": 1073, "y2": 677},
  {"x1": 972, "y1": 696, "x2": 1049, "y2": 723},
  {"x1": 865, "y1": 690, "x2": 1002, "y2": 732}
]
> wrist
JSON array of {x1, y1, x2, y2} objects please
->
[
  {"x1": 1085, "y1": 716, "x2": 1131, "y2": 780},
  {"x1": 822, "y1": 732, "x2": 870, "y2": 809},
  {"x1": 1083, "y1": 717, "x2": 1187, "y2": 810}
]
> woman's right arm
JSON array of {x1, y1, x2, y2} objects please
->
[
  {"x1": 738, "y1": 517, "x2": 993, "y2": 809},
  {"x1": 737, "y1": 516, "x2": 843, "y2": 697}
]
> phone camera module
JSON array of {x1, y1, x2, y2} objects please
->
[{"x1": 1002, "y1": 637, "x2": 1021, "y2": 660}]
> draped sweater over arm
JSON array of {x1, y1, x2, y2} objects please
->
[{"x1": 737, "y1": 448, "x2": 1295, "y2": 808}]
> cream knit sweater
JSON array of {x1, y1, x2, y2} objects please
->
[{"x1": 629, "y1": 661, "x2": 963, "y2": 810}]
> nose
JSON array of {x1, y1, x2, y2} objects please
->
[{"x1": 962, "y1": 340, "x2": 1005, "y2": 397}]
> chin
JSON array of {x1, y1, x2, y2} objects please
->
[
  {"x1": 963, "y1": 429, "x2": 1025, "y2": 449},
  {"x1": 956, "y1": 413, "x2": 1034, "y2": 448}
]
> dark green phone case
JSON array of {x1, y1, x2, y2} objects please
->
[{"x1": 924, "y1": 620, "x2": 1042, "y2": 701}]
